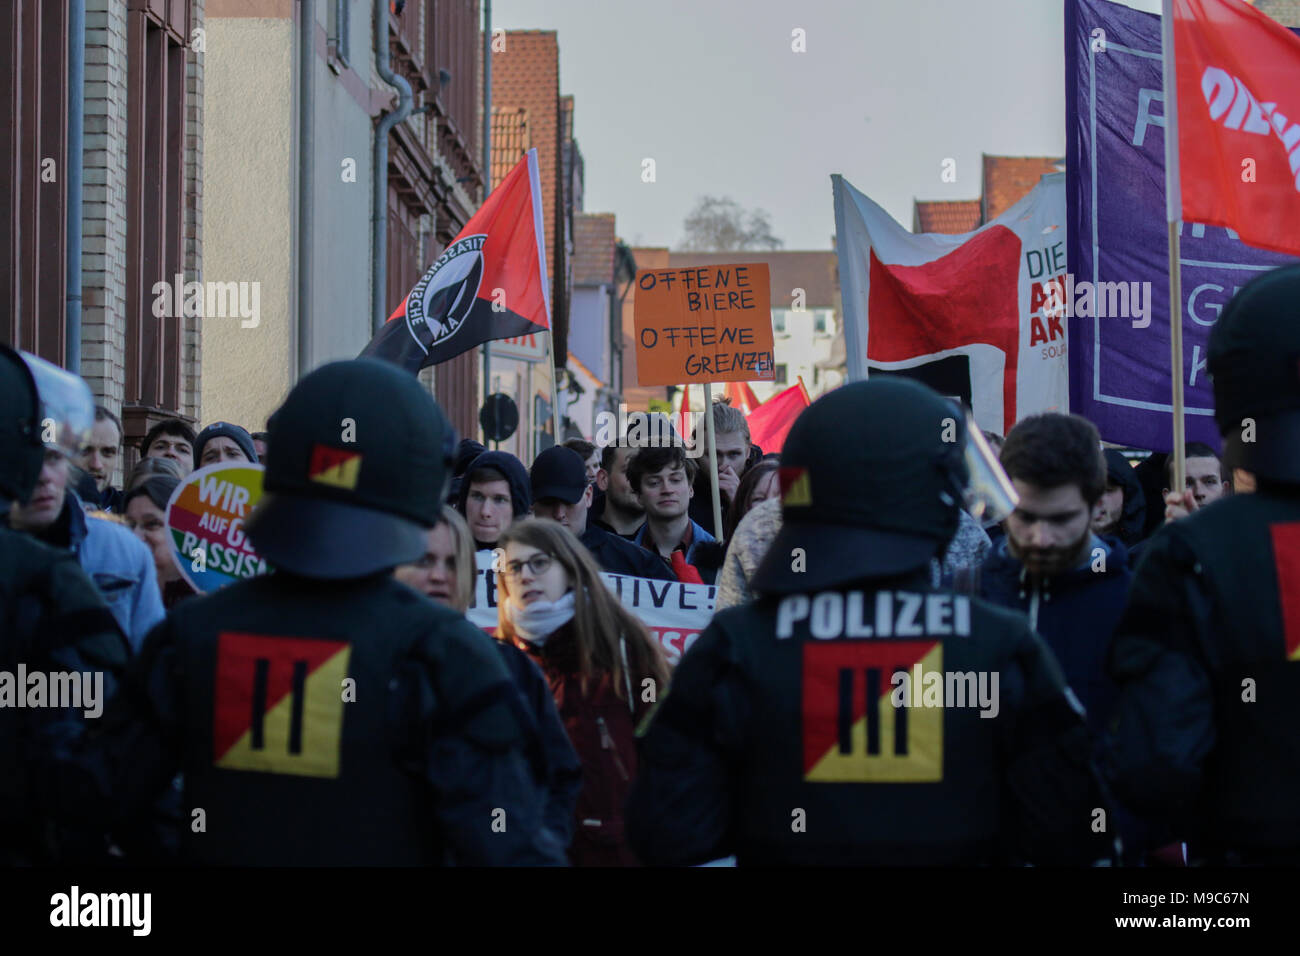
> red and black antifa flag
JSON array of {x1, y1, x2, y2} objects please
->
[{"x1": 362, "y1": 149, "x2": 552, "y2": 372}]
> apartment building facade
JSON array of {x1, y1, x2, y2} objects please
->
[
  {"x1": 2, "y1": 0, "x2": 206, "y2": 477},
  {"x1": 203, "y1": 0, "x2": 486, "y2": 439}
]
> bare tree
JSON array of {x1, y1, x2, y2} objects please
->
[{"x1": 678, "y1": 196, "x2": 784, "y2": 252}]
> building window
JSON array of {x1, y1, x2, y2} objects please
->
[
  {"x1": 328, "y1": 0, "x2": 350, "y2": 70},
  {"x1": 774, "y1": 363, "x2": 788, "y2": 385},
  {"x1": 814, "y1": 310, "x2": 827, "y2": 334},
  {"x1": 772, "y1": 310, "x2": 786, "y2": 334},
  {"x1": 124, "y1": 1, "x2": 191, "y2": 425},
  {"x1": 1, "y1": 0, "x2": 69, "y2": 360}
]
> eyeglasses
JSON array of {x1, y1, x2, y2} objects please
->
[{"x1": 499, "y1": 553, "x2": 554, "y2": 581}]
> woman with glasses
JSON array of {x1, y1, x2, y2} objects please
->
[
  {"x1": 394, "y1": 506, "x2": 582, "y2": 854},
  {"x1": 496, "y1": 518, "x2": 670, "y2": 866}
]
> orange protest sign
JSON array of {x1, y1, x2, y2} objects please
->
[{"x1": 633, "y1": 263, "x2": 775, "y2": 386}]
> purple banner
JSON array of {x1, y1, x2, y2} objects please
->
[{"x1": 1065, "y1": 0, "x2": 1297, "y2": 452}]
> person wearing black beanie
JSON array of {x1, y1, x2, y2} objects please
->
[{"x1": 194, "y1": 422, "x2": 259, "y2": 469}]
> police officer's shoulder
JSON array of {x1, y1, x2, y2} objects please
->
[
  {"x1": 1130, "y1": 504, "x2": 1219, "y2": 576},
  {"x1": 390, "y1": 583, "x2": 521, "y2": 750},
  {"x1": 695, "y1": 601, "x2": 762, "y2": 660},
  {"x1": 966, "y1": 591, "x2": 1036, "y2": 634}
]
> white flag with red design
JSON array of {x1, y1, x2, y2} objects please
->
[{"x1": 833, "y1": 172, "x2": 1069, "y2": 435}]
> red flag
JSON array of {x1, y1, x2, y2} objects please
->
[
  {"x1": 362, "y1": 150, "x2": 551, "y2": 372},
  {"x1": 834, "y1": 173, "x2": 1067, "y2": 436},
  {"x1": 747, "y1": 378, "x2": 811, "y2": 454},
  {"x1": 723, "y1": 381, "x2": 761, "y2": 415},
  {"x1": 1173, "y1": 0, "x2": 1300, "y2": 256},
  {"x1": 678, "y1": 383, "x2": 692, "y2": 439}
]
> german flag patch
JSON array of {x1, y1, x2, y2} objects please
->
[
  {"x1": 308, "y1": 444, "x2": 362, "y2": 490},
  {"x1": 779, "y1": 466, "x2": 812, "y2": 507},
  {"x1": 213, "y1": 632, "x2": 351, "y2": 778},
  {"x1": 802, "y1": 641, "x2": 943, "y2": 783},
  {"x1": 1270, "y1": 522, "x2": 1300, "y2": 661}
]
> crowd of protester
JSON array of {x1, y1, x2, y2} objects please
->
[{"x1": 1, "y1": 355, "x2": 1253, "y2": 867}]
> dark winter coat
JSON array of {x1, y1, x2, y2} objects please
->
[
  {"x1": 977, "y1": 534, "x2": 1131, "y2": 743},
  {"x1": 493, "y1": 641, "x2": 583, "y2": 849},
  {"x1": 514, "y1": 620, "x2": 654, "y2": 866},
  {"x1": 578, "y1": 524, "x2": 675, "y2": 581}
]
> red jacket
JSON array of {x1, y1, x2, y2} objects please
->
[{"x1": 515, "y1": 622, "x2": 653, "y2": 866}]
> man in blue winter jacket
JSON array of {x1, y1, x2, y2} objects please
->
[
  {"x1": 976, "y1": 413, "x2": 1131, "y2": 743},
  {"x1": 8, "y1": 448, "x2": 164, "y2": 651}
]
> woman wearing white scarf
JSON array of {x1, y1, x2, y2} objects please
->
[{"x1": 496, "y1": 518, "x2": 670, "y2": 866}]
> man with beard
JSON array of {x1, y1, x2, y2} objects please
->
[
  {"x1": 78, "y1": 407, "x2": 125, "y2": 513},
  {"x1": 977, "y1": 413, "x2": 1131, "y2": 746},
  {"x1": 591, "y1": 442, "x2": 645, "y2": 538},
  {"x1": 529, "y1": 446, "x2": 674, "y2": 581}
]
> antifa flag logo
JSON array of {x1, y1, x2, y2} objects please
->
[
  {"x1": 406, "y1": 235, "x2": 486, "y2": 354},
  {"x1": 361, "y1": 149, "x2": 552, "y2": 374}
]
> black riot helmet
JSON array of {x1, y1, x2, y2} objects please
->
[
  {"x1": 751, "y1": 377, "x2": 1016, "y2": 594},
  {"x1": 1209, "y1": 264, "x2": 1300, "y2": 485},
  {"x1": 246, "y1": 358, "x2": 457, "y2": 579},
  {"x1": 0, "y1": 346, "x2": 95, "y2": 507}
]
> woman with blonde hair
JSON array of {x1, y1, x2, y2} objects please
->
[
  {"x1": 496, "y1": 518, "x2": 669, "y2": 866},
  {"x1": 392, "y1": 505, "x2": 476, "y2": 613},
  {"x1": 394, "y1": 506, "x2": 581, "y2": 850}
]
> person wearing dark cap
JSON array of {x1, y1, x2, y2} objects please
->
[
  {"x1": 456, "y1": 450, "x2": 531, "y2": 550},
  {"x1": 42, "y1": 358, "x2": 566, "y2": 865},
  {"x1": 530, "y1": 446, "x2": 675, "y2": 581},
  {"x1": 194, "y1": 421, "x2": 259, "y2": 469},
  {"x1": 1108, "y1": 264, "x2": 1300, "y2": 865},
  {"x1": 626, "y1": 378, "x2": 1114, "y2": 866}
]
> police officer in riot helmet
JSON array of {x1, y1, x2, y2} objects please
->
[
  {"x1": 0, "y1": 346, "x2": 129, "y2": 865},
  {"x1": 1108, "y1": 263, "x2": 1300, "y2": 865},
  {"x1": 626, "y1": 377, "x2": 1114, "y2": 866},
  {"x1": 42, "y1": 358, "x2": 566, "y2": 865}
]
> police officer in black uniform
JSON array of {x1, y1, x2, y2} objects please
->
[
  {"x1": 626, "y1": 378, "x2": 1113, "y2": 865},
  {"x1": 1108, "y1": 264, "x2": 1300, "y2": 865},
  {"x1": 44, "y1": 358, "x2": 565, "y2": 865},
  {"x1": 1, "y1": 346, "x2": 129, "y2": 864}
]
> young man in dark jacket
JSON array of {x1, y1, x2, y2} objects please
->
[{"x1": 978, "y1": 414, "x2": 1131, "y2": 743}]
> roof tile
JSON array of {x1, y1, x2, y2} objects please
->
[{"x1": 912, "y1": 199, "x2": 982, "y2": 234}]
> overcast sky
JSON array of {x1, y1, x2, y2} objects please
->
[{"x1": 492, "y1": 0, "x2": 1163, "y2": 249}]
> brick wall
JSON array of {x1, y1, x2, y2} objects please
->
[
  {"x1": 82, "y1": 0, "x2": 203, "y2": 479},
  {"x1": 183, "y1": 0, "x2": 204, "y2": 422},
  {"x1": 81, "y1": 0, "x2": 131, "y2": 428}
]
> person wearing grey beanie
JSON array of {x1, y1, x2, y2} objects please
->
[{"x1": 193, "y1": 422, "x2": 259, "y2": 469}]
